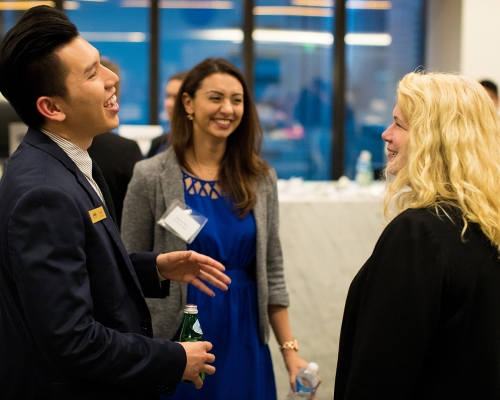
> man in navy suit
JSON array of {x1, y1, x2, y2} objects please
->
[{"x1": 0, "y1": 6, "x2": 230, "y2": 399}]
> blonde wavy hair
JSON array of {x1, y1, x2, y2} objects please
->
[{"x1": 384, "y1": 71, "x2": 500, "y2": 253}]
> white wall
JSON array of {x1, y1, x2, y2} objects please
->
[
  {"x1": 461, "y1": 0, "x2": 500, "y2": 85},
  {"x1": 427, "y1": 0, "x2": 500, "y2": 87},
  {"x1": 425, "y1": 0, "x2": 462, "y2": 73}
]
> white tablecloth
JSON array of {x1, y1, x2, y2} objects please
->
[{"x1": 270, "y1": 179, "x2": 388, "y2": 400}]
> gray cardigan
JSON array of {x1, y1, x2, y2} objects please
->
[{"x1": 121, "y1": 147, "x2": 289, "y2": 343}]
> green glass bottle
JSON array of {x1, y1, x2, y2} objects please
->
[{"x1": 179, "y1": 303, "x2": 205, "y2": 383}]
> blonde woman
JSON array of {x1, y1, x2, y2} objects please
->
[{"x1": 335, "y1": 72, "x2": 500, "y2": 399}]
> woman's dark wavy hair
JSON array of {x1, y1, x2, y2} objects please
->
[
  {"x1": 170, "y1": 57, "x2": 269, "y2": 216},
  {"x1": 0, "y1": 6, "x2": 78, "y2": 128}
]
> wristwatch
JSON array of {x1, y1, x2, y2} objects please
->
[{"x1": 279, "y1": 339, "x2": 299, "y2": 352}]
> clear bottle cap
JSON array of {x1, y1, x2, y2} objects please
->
[
  {"x1": 184, "y1": 304, "x2": 198, "y2": 314},
  {"x1": 307, "y1": 362, "x2": 319, "y2": 373}
]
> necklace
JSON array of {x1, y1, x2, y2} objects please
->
[{"x1": 192, "y1": 152, "x2": 219, "y2": 176}]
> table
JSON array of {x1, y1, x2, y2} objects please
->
[{"x1": 270, "y1": 179, "x2": 388, "y2": 399}]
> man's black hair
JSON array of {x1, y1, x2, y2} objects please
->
[{"x1": 0, "y1": 6, "x2": 79, "y2": 128}]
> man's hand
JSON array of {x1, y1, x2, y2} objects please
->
[
  {"x1": 179, "y1": 341, "x2": 216, "y2": 389},
  {"x1": 156, "y1": 251, "x2": 231, "y2": 296}
]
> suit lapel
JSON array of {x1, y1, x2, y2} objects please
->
[{"x1": 23, "y1": 128, "x2": 145, "y2": 295}]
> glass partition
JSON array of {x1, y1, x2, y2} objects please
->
[
  {"x1": 68, "y1": 0, "x2": 150, "y2": 125},
  {"x1": 0, "y1": 0, "x2": 425, "y2": 179},
  {"x1": 254, "y1": 0, "x2": 425, "y2": 180},
  {"x1": 344, "y1": 0, "x2": 425, "y2": 179},
  {"x1": 158, "y1": 2, "x2": 243, "y2": 129},
  {"x1": 255, "y1": 0, "x2": 334, "y2": 180}
]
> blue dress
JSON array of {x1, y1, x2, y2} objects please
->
[{"x1": 163, "y1": 172, "x2": 277, "y2": 400}]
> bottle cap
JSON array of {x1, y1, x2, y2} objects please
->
[
  {"x1": 359, "y1": 150, "x2": 372, "y2": 161},
  {"x1": 184, "y1": 304, "x2": 198, "y2": 314},
  {"x1": 307, "y1": 362, "x2": 319, "y2": 373}
]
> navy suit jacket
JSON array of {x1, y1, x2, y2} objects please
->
[{"x1": 0, "y1": 128, "x2": 186, "y2": 399}]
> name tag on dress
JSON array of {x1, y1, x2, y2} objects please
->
[
  {"x1": 162, "y1": 206, "x2": 201, "y2": 241},
  {"x1": 89, "y1": 206, "x2": 107, "y2": 223}
]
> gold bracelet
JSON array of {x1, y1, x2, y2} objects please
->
[{"x1": 279, "y1": 339, "x2": 299, "y2": 352}]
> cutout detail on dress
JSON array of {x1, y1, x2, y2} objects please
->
[{"x1": 183, "y1": 171, "x2": 220, "y2": 199}]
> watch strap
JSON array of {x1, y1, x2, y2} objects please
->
[{"x1": 279, "y1": 339, "x2": 299, "y2": 352}]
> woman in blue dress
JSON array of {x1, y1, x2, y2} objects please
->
[{"x1": 121, "y1": 58, "x2": 311, "y2": 399}]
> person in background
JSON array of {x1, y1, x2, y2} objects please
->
[
  {"x1": 479, "y1": 78, "x2": 499, "y2": 111},
  {"x1": 88, "y1": 57, "x2": 143, "y2": 228},
  {"x1": 146, "y1": 70, "x2": 188, "y2": 158},
  {"x1": 335, "y1": 71, "x2": 500, "y2": 399},
  {"x1": 121, "y1": 57, "x2": 313, "y2": 400},
  {"x1": 0, "y1": 6, "x2": 231, "y2": 399},
  {"x1": 0, "y1": 97, "x2": 23, "y2": 159}
]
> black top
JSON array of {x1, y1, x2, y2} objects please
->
[
  {"x1": 146, "y1": 133, "x2": 169, "y2": 158},
  {"x1": 335, "y1": 206, "x2": 500, "y2": 399},
  {"x1": 0, "y1": 101, "x2": 22, "y2": 158},
  {"x1": 88, "y1": 132, "x2": 143, "y2": 228}
]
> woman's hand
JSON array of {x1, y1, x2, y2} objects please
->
[
  {"x1": 268, "y1": 305, "x2": 321, "y2": 398},
  {"x1": 283, "y1": 351, "x2": 321, "y2": 399}
]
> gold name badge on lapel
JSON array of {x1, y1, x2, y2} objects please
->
[{"x1": 89, "y1": 206, "x2": 107, "y2": 223}]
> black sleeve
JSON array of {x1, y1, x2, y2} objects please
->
[
  {"x1": 146, "y1": 135, "x2": 162, "y2": 158},
  {"x1": 335, "y1": 211, "x2": 449, "y2": 399}
]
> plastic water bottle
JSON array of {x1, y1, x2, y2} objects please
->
[
  {"x1": 355, "y1": 150, "x2": 373, "y2": 187},
  {"x1": 285, "y1": 362, "x2": 320, "y2": 399}
]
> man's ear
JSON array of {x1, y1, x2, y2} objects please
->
[{"x1": 36, "y1": 96, "x2": 66, "y2": 122}]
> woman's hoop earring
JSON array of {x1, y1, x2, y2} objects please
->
[{"x1": 187, "y1": 113, "x2": 193, "y2": 121}]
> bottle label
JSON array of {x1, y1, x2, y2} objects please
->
[
  {"x1": 296, "y1": 380, "x2": 315, "y2": 394},
  {"x1": 193, "y1": 319, "x2": 203, "y2": 335}
]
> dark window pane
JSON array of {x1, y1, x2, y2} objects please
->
[
  {"x1": 159, "y1": 3, "x2": 243, "y2": 128},
  {"x1": 69, "y1": 0, "x2": 150, "y2": 125},
  {"x1": 255, "y1": 0, "x2": 333, "y2": 180},
  {"x1": 345, "y1": 0, "x2": 425, "y2": 179}
]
